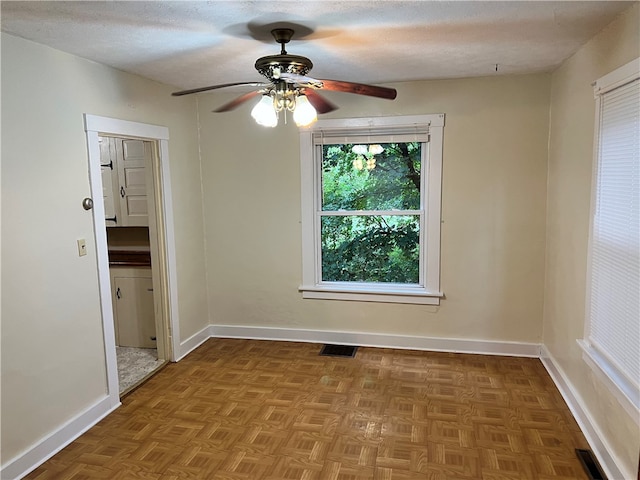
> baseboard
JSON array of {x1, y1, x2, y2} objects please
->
[
  {"x1": 0, "y1": 395, "x2": 119, "y2": 480},
  {"x1": 176, "y1": 324, "x2": 215, "y2": 361},
  {"x1": 539, "y1": 345, "x2": 630, "y2": 480},
  {"x1": 210, "y1": 325, "x2": 541, "y2": 357}
]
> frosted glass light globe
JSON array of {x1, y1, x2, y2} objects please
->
[
  {"x1": 251, "y1": 95, "x2": 278, "y2": 127},
  {"x1": 293, "y1": 95, "x2": 317, "y2": 127}
]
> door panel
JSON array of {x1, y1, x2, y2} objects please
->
[{"x1": 116, "y1": 139, "x2": 150, "y2": 226}]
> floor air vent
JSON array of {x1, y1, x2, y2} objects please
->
[
  {"x1": 576, "y1": 449, "x2": 607, "y2": 480},
  {"x1": 319, "y1": 344, "x2": 358, "y2": 357}
]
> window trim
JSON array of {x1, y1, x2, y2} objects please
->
[
  {"x1": 299, "y1": 114, "x2": 445, "y2": 305},
  {"x1": 579, "y1": 57, "x2": 640, "y2": 422}
]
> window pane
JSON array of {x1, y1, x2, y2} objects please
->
[
  {"x1": 321, "y1": 143, "x2": 421, "y2": 211},
  {"x1": 321, "y1": 215, "x2": 420, "y2": 283}
]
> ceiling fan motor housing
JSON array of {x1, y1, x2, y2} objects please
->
[{"x1": 255, "y1": 54, "x2": 313, "y2": 81}]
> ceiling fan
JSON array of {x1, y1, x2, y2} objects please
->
[{"x1": 171, "y1": 28, "x2": 397, "y2": 127}]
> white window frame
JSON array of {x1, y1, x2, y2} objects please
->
[
  {"x1": 577, "y1": 57, "x2": 640, "y2": 423},
  {"x1": 299, "y1": 114, "x2": 445, "y2": 305}
]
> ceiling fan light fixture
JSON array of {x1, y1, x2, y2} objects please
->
[
  {"x1": 352, "y1": 145, "x2": 367, "y2": 155},
  {"x1": 293, "y1": 94, "x2": 317, "y2": 127},
  {"x1": 369, "y1": 144, "x2": 384, "y2": 155},
  {"x1": 251, "y1": 94, "x2": 278, "y2": 127}
]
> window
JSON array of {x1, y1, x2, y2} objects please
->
[
  {"x1": 299, "y1": 114, "x2": 445, "y2": 304},
  {"x1": 579, "y1": 58, "x2": 640, "y2": 418}
]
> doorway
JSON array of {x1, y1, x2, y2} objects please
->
[
  {"x1": 84, "y1": 115, "x2": 181, "y2": 407},
  {"x1": 101, "y1": 135, "x2": 164, "y2": 394}
]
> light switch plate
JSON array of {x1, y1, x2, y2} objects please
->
[{"x1": 77, "y1": 238, "x2": 87, "y2": 257}]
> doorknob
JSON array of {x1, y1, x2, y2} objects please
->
[{"x1": 82, "y1": 198, "x2": 94, "y2": 210}]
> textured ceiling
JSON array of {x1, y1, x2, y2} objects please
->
[{"x1": 1, "y1": 1, "x2": 634, "y2": 92}]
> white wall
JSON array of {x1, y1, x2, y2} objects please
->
[
  {"x1": 0, "y1": 33, "x2": 209, "y2": 465},
  {"x1": 197, "y1": 73, "x2": 550, "y2": 343},
  {"x1": 543, "y1": 4, "x2": 640, "y2": 478}
]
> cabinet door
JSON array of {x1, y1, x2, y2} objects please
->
[
  {"x1": 99, "y1": 137, "x2": 119, "y2": 225},
  {"x1": 113, "y1": 275, "x2": 156, "y2": 348},
  {"x1": 116, "y1": 139, "x2": 149, "y2": 226}
]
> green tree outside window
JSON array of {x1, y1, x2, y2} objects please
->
[{"x1": 320, "y1": 142, "x2": 422, "y2": 283}]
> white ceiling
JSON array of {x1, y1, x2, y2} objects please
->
[{"x1": 1, "y1": 1, "x2": 634, "y2": 92}]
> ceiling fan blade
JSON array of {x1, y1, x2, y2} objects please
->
[
  {"x1": 172, "y1": 81, "x2": 267, "y2": 96},
  {"x1": 279, "y1": 72, "x2": 396, "y2": 100},
  {"x1": 318, "y1": 79, "x2": 397, "y2": 100},
  {"x1": 213, "y1": 90, "x2": 262, "y2": 112},
  {"x1": 303, "y1": 89, "x2": 338, "y2": 114}
]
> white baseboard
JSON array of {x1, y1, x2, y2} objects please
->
[
  {"x1": 539, "y1": 345, "x2": 629, "y2": 480},
  {"x1": 176, "y1": 324, "x2": 215, "y2": 361},
  {"x1": 210, "y1": 325, "x2": 541, "y2": 357},
  {"x1": 1, "y1": 395, "x2": 119, "y2": 480}
]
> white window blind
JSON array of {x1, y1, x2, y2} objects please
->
[
  {"x1": 587, "y1": 72, "x2": 640, "y2": 406},
  {"x1": 312, "y1": 129, "x2": 430, "y2": 145}
]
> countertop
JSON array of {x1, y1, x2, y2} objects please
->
[{"x1": 108, "y1": 249, "x2": 151, "y2": 267}]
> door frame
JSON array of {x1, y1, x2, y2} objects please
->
[{"x1": 84, "y1": 114, "x2": 180, "y2": 406}]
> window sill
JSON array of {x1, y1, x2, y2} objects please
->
[
  {"x1": 299, "y1": 284, "x2": 443, "y2": 305},
  {"x1": 577, "y1": 339, "x2": 640, "y2": 424}
]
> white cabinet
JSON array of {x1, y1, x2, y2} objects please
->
[
  {"x1": 100, "y1": 136, "x2": 150, "y2": 227},
  {"x1": 110, "y1": 266, "x2": 156, "y2": 348}
]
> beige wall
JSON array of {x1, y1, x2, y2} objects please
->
[
  {"x1": 3, "y1": 4, "x2": 637, "y2": 475},
  {"x1": 1, "y1": 34, "x2": 209, "y2": 462},
  {"x1": 544, "y1": 4, "x2": 640, "y2": 477},
  {"x1": 197, "y1": 73, "x2": 550, "y2": 342}
]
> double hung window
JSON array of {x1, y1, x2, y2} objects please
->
[
  {"x1": 579, "y1": 58, "x2": 640, "y2": 417},
  {"x1": 299, "y1": 115, "x2": 445, "y2": 304}
]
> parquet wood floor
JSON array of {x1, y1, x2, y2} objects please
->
[{"x1": 25, "y1": 339, "x2": 592, "y2": 479}]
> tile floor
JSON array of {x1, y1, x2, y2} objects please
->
[{"x1": 116, "y1": 346, "x2": 163, "y2": 394}]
